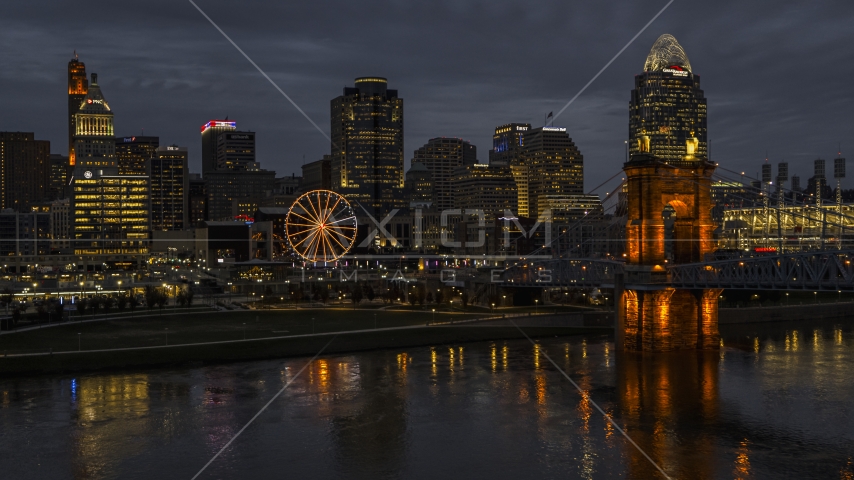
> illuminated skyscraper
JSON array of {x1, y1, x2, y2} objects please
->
[
  {"x1": 70, "y1": 74, "x2": 151, "y2": 266},
  {"x1": 629, "y1": 34, "x2": 707, "y2": 163},
  {"x1": 149, "y1": 145, "x2": 189, "y2": 231},
  {"x1": 72, "y1": 73, "x2": 115, "y2": 168},
  {"x1": 330, "y1": 77, "x2": 404, "y2": 216},
  {"x1": 68, "y1": 55, "x2": 88, "y2": 166},
  {"x1": 200, "y1": 119, "x2": 236, "y2": 175},
  {"x1": 518, "y1": 127, "x2": 584, "y2": 219},
  {"x1": 115, "y1": 136, "x2": 159, "y2": 175},
  {"x1": 70, "y1": 168, "x2": 150, "y2": 262},
  {"x1": 412, "y1": 137, "x2": 476, "y2": 211},
  {"x1": 489, "y1": 123, "x2": 530, "y2": 165}
]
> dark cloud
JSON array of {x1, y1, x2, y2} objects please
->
[{"x1": 1, "y1": 0, "x2": 853, "y2": 193}]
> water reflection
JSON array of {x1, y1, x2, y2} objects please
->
[
  {"x1": 0, "y1": 319, "x2": 852, "y2": 479},
  {"x1": 615, "y1": 351, "x2": 720, "y2": 479}
]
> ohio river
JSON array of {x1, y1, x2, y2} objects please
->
[{"x1": 1, "y1": 319, "x2": 853, "y2": 479}]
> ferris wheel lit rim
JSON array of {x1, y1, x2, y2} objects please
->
[{"x1": 285, "y1": 190, "x2": 357, "y2": 263}]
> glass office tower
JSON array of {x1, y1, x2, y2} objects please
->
[{"x1": 629, "y1": 34, "x2": 707, "y2": 163}]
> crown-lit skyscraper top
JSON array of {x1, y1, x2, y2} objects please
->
[{"x1": 643, "y1": 34, "x2": 692, "y2": 73}]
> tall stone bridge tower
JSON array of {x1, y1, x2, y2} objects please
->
[{"x1": 616, "y1": 146, "x2": 721, "y2": 351}]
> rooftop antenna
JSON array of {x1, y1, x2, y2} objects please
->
[{"x1": 74, "y1": 50, "x2": 78, "y2": 59}]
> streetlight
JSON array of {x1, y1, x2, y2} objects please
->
[
  {"x1": 786, "y1": 292, "x2": 789, "y2": 306},
  {"x1": 814, "y1": 291, "x2": 818, "y2": 304},
  {"x1": 77, "y1": 332, "x2": 81, "y2": 352},
  {"x1": 491, "y1": 303, "x2": 495, "y2": 314},
  {"x1": 502, "y1": 295, "x2": 506, "y2": 307},
  {"x1": 534, "y1": 299, "x2": 539, "y2": 315},
  {"x1": 431, "y1": 308, "x2": 435, "y2": 325}
]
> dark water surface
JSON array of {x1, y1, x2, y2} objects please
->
[{"x1": 2, "y1": 319, "x2": 854, "y2": 479}]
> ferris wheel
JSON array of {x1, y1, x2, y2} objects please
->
[{"x1": 285, "y1": 190, "x2": 357, "y2": 263}]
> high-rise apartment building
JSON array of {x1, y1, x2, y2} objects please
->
[
  {"x1": 629, "y1": 34, "x2": 707, "y2": 162},
  {"x1": 200, "y1": 119, "x2": 236, "y2": 175},
  {"x1": 330, "y1": 77, "x2": 404, "y2": 216},
  {"x1": 0, "y1": 132, "x2": 50, "y2": 211},
  {"x1": 489, "y1": 123, "x2": 530, "y2": 165},
  {"x1": 67, "y1": 55, "x2": 88, "y2": 166},
  {"x1": 115, "y1": 136, "x2": 159, "y2": 175},
  {"x1": 412, "y1": 137, "x2": 477, "y2": 211},
  {"x1": 517, "y1": 127, "x2": 584, "y2": 219},
  {"x1": 149, "y1": 145, "x2": 188, "y2": 231}
]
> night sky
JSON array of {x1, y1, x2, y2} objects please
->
[{"x1": 2, "y1": 0, "x2": 853, "y2": 195}]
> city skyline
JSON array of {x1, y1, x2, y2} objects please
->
[{"x1": 1, "y1": 1, "x2": 854, "y2": 194}]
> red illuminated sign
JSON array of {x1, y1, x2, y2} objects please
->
[
  {"x1": 753, "y1": 247, "x2": 777, "y2": 253},
  {"x1": 200, "y1": 120, "x2": 236, "y2": 133}
]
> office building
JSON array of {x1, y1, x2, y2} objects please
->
[
  {"x1": 0, "y1": 209, "x2": 51, "y2": 258},
  {"x1": 71, "y1": 168, "x2": 150, "y2": 262},
  {"x1": 330, "y1": 77, "x2": 405, "y2": 216},
  {"x1": 452, "y1": 163, "x2": 517, "y2": 218},
  {"x1": 412, "y1": 137, "x2": 477, "y2": 211},
  {"x1": 0, "y1": 132, "x2": 51, "y2": 211},
  {"x1": 49, "y1": 198, "x2": 71, "y2": 251},
  {"x1": 301, "y1": 156, "x2": 331, "y2": 190},
  {"x1": 115, "y1": 136, "x2": 159, "y2": 175},
  {"x1": 68, "y1": 55, "x2": 88, "y2": 166},
  {"x1": 72, "y1": 73, "x2": 115, "y2": 169},
  {"x1": 188, "y1": 174, "x2": 207, "y2": 226},
  {"x1": 149, "y1": 145, "x2": 189, "y2": 231},
  {"x1": 204, "y1": 170, "x2": 276, "y2": 220},
  {"x1": 518, "y1": 127, "x2": 584, "y2": 219},
  {"x1": 216, "y1": 131, "x2": 258, "y2": 171},
  {"x1": 489, "y1": 123, "x2": 530, "y2": 165},
  {"x1": 404, "y1": 162, "x2": 434, "y2": 206},
  {"x1": 629, "y1": 34, "x2": 707, "y2": 163},
  {"x1": 200, "y1": 119, "x2": 236, "y2": 175},
  {"x1": 275, "y1": 175, "x2": 302, "y2": 196},
  {"x1": 49, "y1": 154, "x2": 69, "y2": 200}
]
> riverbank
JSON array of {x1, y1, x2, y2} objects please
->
[
  {"x1": 719, "y1": 300, "x2": 854, "y2": 324},
  {"x1": 0, "y1": 321, "x2": 608, "y2": 375}
]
